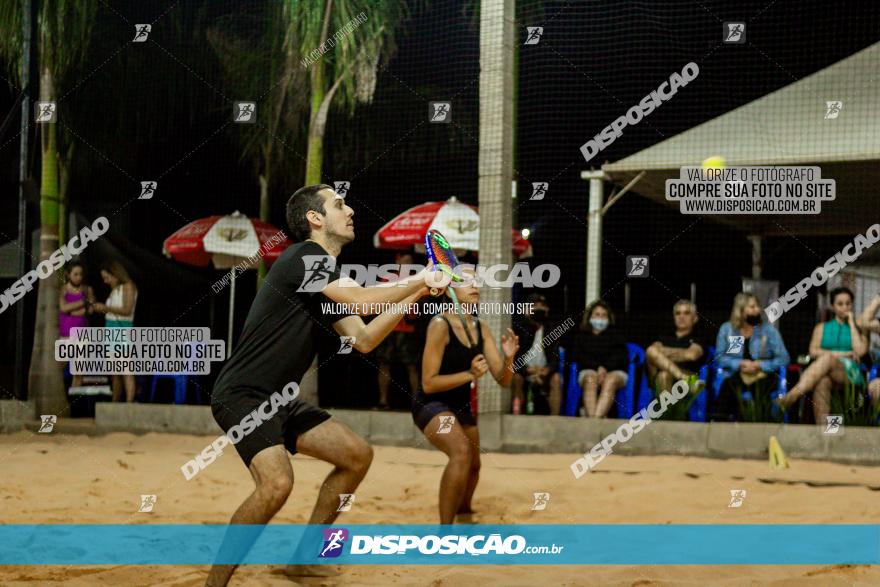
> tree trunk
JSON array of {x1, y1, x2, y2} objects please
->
[
  {"x1": 305, "y1": 66, "x2": 326, "y2": 184},
  {"x1": 28, "y1": 67, "x2": 66, "y2": 417},
  {"x1": 256, "y1": 173, "x2": 269, "y2": 288}
]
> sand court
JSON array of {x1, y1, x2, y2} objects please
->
[{"x1": 1, "y1": 430, "x2": 879, "y2": 585}]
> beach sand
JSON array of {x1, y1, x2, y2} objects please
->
[{"x1": 1, "y1": 429, "x2": 878, "y2": 586}]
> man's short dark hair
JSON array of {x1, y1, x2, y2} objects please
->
[
  {"x1": 286, "y1": 184, "x2": 333, "y2": 242},
  {"x1": 829, "y1": 286, "x2": 854, "y2": 305},
  {"x1": 526, "y1": 293, "x2": 548, "y2": 306}
]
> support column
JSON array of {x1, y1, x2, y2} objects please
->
[
  {"x1": 477, "y1": 0, "x2": 514, "y2": 450},
  {"x1": 748, "y1": 235, "x2": 762, "y2": 279},
  {"x1": 581, "y1": 170, "x2": 607, "y2": 306}
]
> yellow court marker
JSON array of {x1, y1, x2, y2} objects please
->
[{"x1": 769, "y1": 435, "x2": 790, "y2": 470}]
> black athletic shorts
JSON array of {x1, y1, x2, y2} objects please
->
[{"x1": 211, "y1": 387, "x2": 331, "y2": 467}]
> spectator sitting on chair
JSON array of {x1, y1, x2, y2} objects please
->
[
  {"x1": 713, "y1": 293, "x2": 790, "y2": 421},
  {"x1": 645, "y1": 299, "x2": 707, "y2": 394},
  {"x1": 373, "y1": 252, "x2": 421, "y2": 410},
  {"x1": 857, "y1": 294, "x2": 880, "y2": 410},
  {"x1": 91, "y1": 260, "x2": 139, "y2": 403},
  {"x1": 572, "y1": 299, "x2": 628, "y2": 418},
  {"x1": 511, "y1": 294, "x2": 562, "y2": 415},
  {"x1": 776, "y1": 287, "x2": 868, "y2": 422}
]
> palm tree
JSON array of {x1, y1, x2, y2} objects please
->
[
  {"x1": 0, "y1": 0, "x2": 97, "y2": 415},
  {"x1": 207, "y1": 1, "x2": 310, "y2": 283},
  {"x1": 294, "y1": 0, "x2": 409, "y2": 183}
]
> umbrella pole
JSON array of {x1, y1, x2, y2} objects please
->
[{"x1": 227, "y1": 269, "x2": 235, "y2": 353}]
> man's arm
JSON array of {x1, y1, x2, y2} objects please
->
[
  {"x1": 332, "y1": 291, "x2": 424, "y2": 353},
  {"x1": 663, "y1": 343, "x2": 703, "y2": 363},
  {"x1": 322, "y1": 269, "x2": 433, "y2": 314}
]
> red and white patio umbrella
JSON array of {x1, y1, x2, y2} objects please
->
[
  {"x1": 373, "y1": 197, "x2": 532, "y2": 258},
  {"x1": 163, "y1": 211, "x2": 291, "y2": 348}
]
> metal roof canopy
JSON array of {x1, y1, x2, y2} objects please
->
[{"x1": 601, "y1": 42, "x2": 880, "y2": 237}]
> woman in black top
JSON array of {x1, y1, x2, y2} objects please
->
[
  {"x1": 413, "y1": 272, "x2": 519, "y2": 524},
  {"x1": 573, "y1": 299, "x2": 629, "y2": 418}
]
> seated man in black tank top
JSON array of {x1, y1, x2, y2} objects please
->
[{"x1": 414, "y1": 270, "x2": 520, "y2": 524}]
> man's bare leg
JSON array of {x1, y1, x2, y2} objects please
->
[
  {"x1": 284, "y1": 418, "x2": 373, "y2": 577},
  {"x1": 548, "y1": 373, "x2": 562, "y2": 415},
  {"x1": 646, "y1": 343, "x2": 686, "y2": 381},
  {"x1": 406, "y1": 363, "x2": 420, "y2": 396},
  {"x1": 511, "y1": 374, "x2": 525, "y2": 412},
  {"x1": 205, "y1": 445, "x2": 294, "y2": 587},
  {"x1": 377, "y1": 362, "x2": 392, "y2": 407}
]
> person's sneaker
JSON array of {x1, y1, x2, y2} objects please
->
[{"x1": 684, "y1": 374, "x2": 705, "y2": 395}]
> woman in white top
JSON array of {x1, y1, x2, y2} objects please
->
[{"x1": 92, "y1": 260, "x2": 138, "y2": 402}]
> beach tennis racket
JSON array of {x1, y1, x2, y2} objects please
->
[{"x1": 424, "y1": 229, "x2": 477, "y2": 350}]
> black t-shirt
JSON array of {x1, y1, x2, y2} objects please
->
[
  {"x1": 657, "y1": 331, "x2": 707, "y2": 374},
  {"x1": 213, "y1": 241, "x2": 349, "y2": 398},
  {"x1": 572, "y1": 328, "x2": 628, "y2": 372}
]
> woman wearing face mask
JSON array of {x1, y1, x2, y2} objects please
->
[
  {"x1": 714, "y1": 293, "x2": 790, "y2": 421},
  {"x1": 572, "y1": 300, "x2": 629, "y2": 418}
]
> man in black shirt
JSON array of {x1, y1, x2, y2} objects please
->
[
  {"x1": 645, "y1": 299, "x2": 707, "y2": 393},
  {"x1": 206, "y1": 185, "x2": 435, "y2": 586},
  {"x1": 511, "y1": 294, "x2": 563, "y2": 414}
]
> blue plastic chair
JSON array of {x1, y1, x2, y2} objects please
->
[
  {"x1": 562, "y1": 343, "x2": 641, "y2": 418},
  {"x1": 150, "y1": 374, "x2": 201, "y2": 404},
  {"x1": 637, "y1": 345, "x2": 715, "y2": 421},
  {"x1": 711, "y1": 364, "x2": 789, "y2": 423},
  {"x1": 688, "y1": 346, "x2": 715, "y2": 422}
]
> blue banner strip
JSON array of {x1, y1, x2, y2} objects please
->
[{"x1": 1, "y1": 525, "x2": 878, "y2": 565}]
